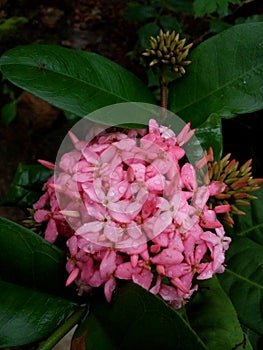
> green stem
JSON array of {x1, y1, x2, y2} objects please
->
[
  {"x1": 160, "y1": 79, "x2": 168, "y2": 121},
  {"x1": 36, "y1": 306, "x2": 87, "y2": 350}
]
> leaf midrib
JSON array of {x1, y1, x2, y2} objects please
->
[
  {"x1": 2, "y1": 60, "x2": 146, "y2": 104},
  {"x1": 226, "y1": 269, "x2": 263, "y2": 290}
]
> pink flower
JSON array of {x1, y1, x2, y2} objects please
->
[{"x1": 33, "y1": 118, "x2": 231, "y2": 309}]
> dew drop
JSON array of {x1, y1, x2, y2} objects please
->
[{"x1": 243, "y1": 80, "x2": 247, "y2": 85}]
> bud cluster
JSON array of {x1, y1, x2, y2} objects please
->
[
  {"x1": 142, "y1": 29, "x2": 193, "y2": 78},
  {"x1": 201, "y1": 148, "x2": 263, "y2": 227}
]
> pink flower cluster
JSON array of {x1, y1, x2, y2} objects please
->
[{"x1": 34, "y1": 119, "x2": 231, "y2": 308}]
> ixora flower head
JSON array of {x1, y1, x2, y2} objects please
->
[{"x1": 32, "y1": 103, "x2": 260, "y2": 309}]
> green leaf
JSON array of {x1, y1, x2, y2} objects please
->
[
  {"x1": 0, "y1": 44, "x2": 155, "y2": 118},
  {"x1": 209, "y1": 18, "x2": 232, "y2": 34},
  {"x1": 0, "y1": 217, "x2": 72, "y2": 297},
  {"x1": 193, "y1": 0, "x2": 217, "y2": 17},
  {"x1": 124, "y1": 2, "x2": 157, "y2": 22},
  {"x1": 166, "y1": 0, "x2": 193, "y2": 14},
  {"x1": 186, "y1": 277, "x2": 252, "y2": 349},
  {"x1": 217, "y1": 187, "x2": 263, "y2": 338},
  {"x1": 226, "y1": 186, "x2": 263, "y2": 246},
  {"x1": 0, "y1": 100, "x2": 16, "y2": 125},
  {"x1": 137, "y1": 22, "x2": 160, "y2": 49},
  {"x1": 159, "y1": 15, "x2": 181, "y2": 32},
  {"x1": 218, "y1": 236, "x2": 263, "y2": 335},
  {"x1": 194, "y1": 113, "x2": 223, "y2": 160},
  {"x1": 0, "y1": 280, "x2": 77, "y2": 347},
  {"x1": 0, "y1": 217, "x2": 84, "y2": 347},
  {"x1": 2, "y1": 163, "x2": 52, "y2": 207},
  {"x1": 73, "y1": 282, "x2": 207, "y2": 350},
  {"x1": 242, "y1": 325, "x2": 263, "y2": 350},
  {"x1": 168, "y1": 23, "x2": 263, "y2": 127}
]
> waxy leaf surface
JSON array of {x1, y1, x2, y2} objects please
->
[
  {"x1": 0, "y1": 218, "x2": 78, "y2": 347},
  {"x1": 0, "y1": 44, "x2": 155, "y2": 119},
  {"x1": 73, "y1": 282, "x2": 207, "y2": 350},
  {"x1": 186, "y1": 277, "x2": 252, "y2": 349},
  {"x1": 2, "y1": 163, "x2": 52, "y2": 207},
  {"x1": 168, "y1": 23, "x2": 263, "y2": 127},
  {"x1": 0, "y1": 217, "x2": 73, "y2": 297},
  {"x1": 0, "y1": 280, "x2": 77, "y2": 347}
]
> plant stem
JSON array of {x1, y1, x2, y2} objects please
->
[
  {"x1": 160, "y1": 79, "x2": 168, "y2": 121},
  {"x1": 36, "y1": 306, "x2": 87, "y2": 350}
]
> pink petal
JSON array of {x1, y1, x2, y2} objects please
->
[
  {"x1": 82, "y1": 147, "x2": 99, "y2": 164},
  {"x1": 200, "y1": 210, "x2": 222, "y2": 229},
  {"x1": 34, "y1": 209, "x2": 50, "y2": 222},
  {"x1": 45, "y1": 218, "x2": 58, "y2": 243},
  {"x1": 171, "y1": 277, "x2": 190, "y2": 294},
  {"x1": 100, "y1": 250, "x2": 116, "y2": 280},
  {"x1": 208, "y1": 181, "x2": 226, "y2": 196},
  {"x1": 177, "y1": 122, "x2": 195, "y2": 146},
  {"x1": 88, "y1": 270, "x2": 104, "y2": 287},
  {"x1": 159, "y1": 284, "x2": 179, "y2": 301},
  {"x1": 214, "y1": 204, "x2": 231, "y2": 213},
  {"x1": 153, "y1": 211, "x2": 173, "y2": 237},
  {"x1": 104, "y1": 277, "x2": 116, "y2": 302},
  {"x1": 166, "y1": 263, "x2": 191, "y2": 278},
  {"x1": 148, "y1": 119, "x2": 160, "y2": 135},
  {"x1": 66, "y1": 236, "x2": 78, "y2": 256},
  {"x1": 132, "y1": 268, "x2": 153, "y2": 290},
  {"x1": 104, "y1": 223, "x2": 123, "y2": 243},
  {"x1": 131, "y1": 254, "x2": 139, "y2": 268},
  {"x1": 66, "y1": 267, "x2": 79, "y2": 286},
  {"x1": 181, "y1": 163, "x2": 197, "y2": 191},
  {"x1": 80, "y1": 258, "x2": 94, "y2": 283},
  {"x1": 33, "y1": 191, "x2": 49, "y2": 209},
  {"x1": 193, "y1": 186, "x2": 209, "y2": 209},
  {"x1": 146, "y1": 174, "x2": 165, "y2": 193},
  {"x1": 107, "y1": 180, "x2": 129, "y2": 201},
  {"x1": 76, "y1": 221, "x2": 104, "y2": 234},
  {"x1": 38, "y1": 159, "x2": 56, "y2": 170},
  {"x1": 129, "y1": 163, "x2": 146, "y2": 181},
  {"x1": 149, "y1": 275, "x2": 161, "y2": 295},
  {"x1": 151, "y1": 247, "x2": 184, "y2": 265},
  {"x1": 127, "y1": 224, "x2": 142, "y2": 239},
  {"x1": 115, "y1": 262, "x2": 133, "y2": 280}
]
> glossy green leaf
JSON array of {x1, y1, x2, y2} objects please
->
[
  {"x1": 0, "y1": 44, "x2": 155, "y2": 119},
  {"x1": 242, "y1": 325, "x2": 263, "y2": 350},
  {"x1": 193, "y1": 113, "x2": 223, "y2": 161},
  {"x1": 218, "y1": 187, "x2": 263, "y2": 336},
  {"x1": 0, "y1": 280, "x2": 77, "y2": 347},
  {"x1": 2, "y1": 163, "x2": 52, "y2": 207},
  {"x1": 168, "y1": 23, "x2": 263, "y2": 127},
  {"x1": 218, "y1": 236, "x2": 263, "y2": 335},
  {"x1": 0, "y1": 217, "x2": 72, "y2": 297},
  {"x1": 226, "y1": 186, "x2": 263, "y2": 246},
  {"x1": 73, "y1": 282, "x2": 207, "y2": 350},
  {"x1": 186, "y1": 277, "x2": 252, "y2": 349}
]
